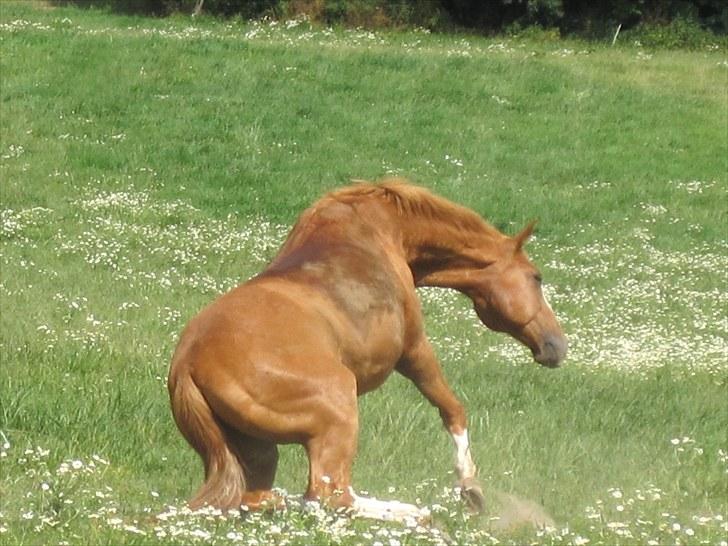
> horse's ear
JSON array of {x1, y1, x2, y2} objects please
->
[{"x1": 514, "y1": 220, "x2": 537, "y2": 251}]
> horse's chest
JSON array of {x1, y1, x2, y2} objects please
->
[
  {"x1": 337, "y1": 307, "x2": 406, "y2": 395},
  {"x1": 285, "y1": 246, "x2": 413, "y2": 392}
]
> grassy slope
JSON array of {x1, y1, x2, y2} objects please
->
[{"x1": 1, "y1": 3, "x2": 726, "y2": 545}]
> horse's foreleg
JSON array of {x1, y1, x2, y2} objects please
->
[
  {"x1": 397, "y1": 338, "x2": 486, "y2": 512},
  {"x1": 451, "y1": 429, "x2": 485, "y2": 513},
  {"x1": 452, "y1": 429, "x2": 476, "y2": 480}
]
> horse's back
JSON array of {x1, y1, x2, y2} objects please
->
[{"x1": 174, "y1": 278, "x2": 339, "y2": 377}]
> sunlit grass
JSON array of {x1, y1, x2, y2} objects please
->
[{"x1": 1, "y1": 2, "x2": 726, "y2": 545}]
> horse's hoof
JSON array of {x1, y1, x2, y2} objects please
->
[{"x1": 459, "y1": 478, "x2": 486, "y2": 514}]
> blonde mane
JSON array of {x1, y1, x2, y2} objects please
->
[{"x1": 327, "y1": 177, "x2": 502, "y2": 238}]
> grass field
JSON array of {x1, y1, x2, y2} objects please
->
[{"x1": 1, "y1": 2, "x2": 726, "y2": 545}]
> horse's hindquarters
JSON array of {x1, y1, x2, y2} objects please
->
[{"x1": 182, "y1": 283, "x2": 349, "y2": 444}]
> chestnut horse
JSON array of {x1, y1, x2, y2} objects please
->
[{"x1": 168, "y1": 179, "x2": 566, "y2": 521}]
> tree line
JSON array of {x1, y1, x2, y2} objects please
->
[{"x1": 55, "y1": 1, "x2": 727, "y2": 37}]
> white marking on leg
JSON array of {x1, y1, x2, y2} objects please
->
[
  {"x1": 452, "y1": 430, "x2": 477, "y2": 481},
  {"x1": 349, "y1": 488, "x2": 430, "y2": 523}
]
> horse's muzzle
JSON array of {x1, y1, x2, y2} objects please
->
[{"x1": 533, "y1": 333, "x2": 567, "y2": 368}]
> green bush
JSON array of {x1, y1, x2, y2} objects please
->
[{"x1": 623, "y1": 15, "x2": 724, "y2": 49}]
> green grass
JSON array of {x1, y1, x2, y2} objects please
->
[{"x1": 1, "y1": 3, "x2": 726, "y2": 545}]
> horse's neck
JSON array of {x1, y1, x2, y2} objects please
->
[{"x1": 399, "y1": 217, "x2": 505, "y2": 289}]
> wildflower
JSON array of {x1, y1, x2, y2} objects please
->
[{"x1": 123, "y1": 524, "x2": 146, "y2": 535}]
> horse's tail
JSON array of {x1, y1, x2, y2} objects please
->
[{"x1": 168, "y1": 366, "x2": 246, "y2": 511}]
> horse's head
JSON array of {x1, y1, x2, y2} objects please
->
[{"x1": 466, "y1": 223, "x2": 567, "y2": 368}]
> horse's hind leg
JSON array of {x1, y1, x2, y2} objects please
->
[
  {"x1": 303, "y1": 373, "x2": 429, "y2": 523},
  {"x1": 303, "y1": 376, "x2": 359, "y2": 507},
  {"x1": 227, "y1": 433, "x2": 280, "y2": 509},
  {"x1": 305, "y1": 422, "x2": 429, "y2": 522}
]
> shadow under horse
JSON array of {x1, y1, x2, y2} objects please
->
[{"x1": 168, "y1": 178, "x2": 567, "y2": 521}]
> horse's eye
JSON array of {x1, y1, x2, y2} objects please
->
[{"x1": 534, "y1": 274, "x2": 543, "y2": 284}]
